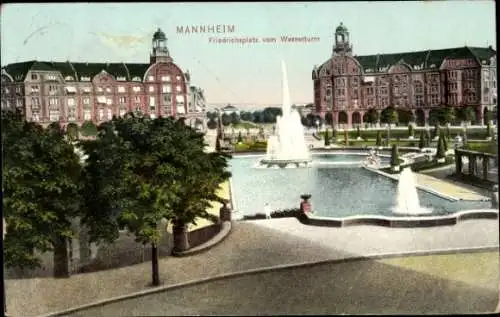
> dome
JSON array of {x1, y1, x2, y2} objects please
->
[
  {"x1": 153, "y1": 28, "x2": 166, "y2": 41},
  {"x1": 335, "y1": 22, "x2": 348, "y2": 33}
]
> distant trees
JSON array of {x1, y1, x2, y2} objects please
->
[{"x1": 363, "y1": 108, "x2": 379, "y2": 125}]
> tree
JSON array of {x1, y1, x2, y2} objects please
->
[
  {"x1": 486, "y1": 121, "x2": 493, "y2": 138},
  {"x1": 237, "y1": 131, "x2": 243, "y2": 143},
  {"x1": 325, "y1": 112, "x2": 333, "y2": 126},
  {"x1": 305, "y1": 113, "x2": 316, "y2": 127},
  {"x1": 390, "y1": 144, "x2": 400, "y2": 169},
  {"x1": 3, "y1": 115, "x2": 83, "y2": 277},
  {"x1": 252, "y1": 111, "x2": 263, "y2": 123},
  {"x1": 437, "y1": 106, "x2": 456, "y2": 126},
  {"x1": 240, "y1": 111, "x2": 253, "y2": 122},
  {"x1": 355, "y1": 126, "x2": 361, "y2": 139},
  {"x1": 331, "y1": 129, "x2": 337, "y2": 141},
  {"x1": 206, "y1": 111, "x2": 217, "y2": 121},
  {"x1": 66, "y1": 122, "x2": 79, "y2": 141},
  {"x1": 459, "y1": 106, "x2": 476, "y2": 125},
  {"x1": 431, "y1": 124, "x2": 440, "y2": 140},
  {"x1": 206, "y1": 119, "x2": 217, "y2": 130},
  {"x1": 215, "y1": 137, "x2": 222, "y2": 152},
  {"x1": 80, "y1": 120, "x2": 98, "y2": 137},
  {"x1": 408, "y1": 124, "x2": 414, "y2": 138},
  {"x1": 324, "y1": 128, "x2": 330, "y2": 146},
  {"x1": 364, "y1": 108, "x2": 379, "y2": 125},
  {"x1": 484, "y1": 109, "x2": 493, "y2": 125},
  {"x1": 436, "y1": 135, "x2": 446, "y2": 162},
  {"x1": 230, "y1": 112, "x2": 241, "y2": 125},
  {"x1": 221, "y1": 113, "x2": 232, "y2": 126},
  {"x1": 418, "y1": 130, "x2": 425, "y2": 149},
  {"x1": 381, "y1": 106, "x2": 399, "y2": 143},
  {"x1": 376, "y1": 130, "x2": 382, "y2": 146},
  {"x1": 424, "y1": 129, "x2": 431, "y2": 147}
]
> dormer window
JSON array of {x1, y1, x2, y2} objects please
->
[
  {"x1": 176, "y1": 75, "x2": 181, "y2": 81},
  {"x1": 132, "y1": 76, "x2": 141, "y2": 82},
  {"x1": 81, "y1": 76, "x2": 91, "y2": 81},
  {"x1": 65, "y1": 76, "x2": 74, "y2": 81},
  {"x1": 46, "y1": 74, "x2": 58, "y2": 81},
  {"x1": 117, "y1": 76, "x2": 126, "y2": 81},
  {"x1": 148, "y1": 76, "x2": 154, "y2": 81},
  {"x1": 31, "y1": 74, "x2": 38, "y2": 80}
]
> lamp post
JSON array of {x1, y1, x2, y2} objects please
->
[{"x1": 3, "y1": 217, "x2": 7, "y2": 317}]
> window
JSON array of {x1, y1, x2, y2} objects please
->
[
  {"x1": 31, "y1": 74, "x2": 38, "y2": 80},
  {"x1": 65, "y1": 76, "x2": 74, "y2": 81},
  {"x1": 31, "y1": 97, "x2": 40, "y2": 106},
  {"x1": 31, "y1": 112, "x2": 40, "y2": 121},
  {"x1": 4, "y1": 87, "x2": 9, "y2": 94},
  {"x1": 97, "y1": 96, "x2": 106, "y2": 104},
  {"x1": 176, "y1": 75, "x2": 181, "y2": 81},
  {"x1": 163, "y1": 94, "x2": 172, "y2": 104},
  {"x1": 175, "y1": 85, "x2": 182, "y2": 92},
  {"x1": 49, "y1": 110, "x2": 60, "y2": 121},
  {"x1": 134, "y1": 96, "x2": 141, "y2": 103},
  {"x1": 118, "y1": 86, "x2": 126, "y2": 93},
  {"x1": 83, "y1": 97, "x2": 90, "y2": 105},
  {"x1": 117, "y1": 76, "x2": 126, "y2": 81},
  {"x1": 430, "y1": 94, "x2": 440, "y2": 105},
  {"x1": 149, "y1": 86, "x2": 155, "y2": 92},
  {"x1": 49, "y1": 97, "x2": 59, "y2": 105},
  {"x1": 16, "y1": 99, "x2": 22, "y2": 108},
  {"x1": 46, "y1": 74, "x2": 57, "y2": 81},
  {"x1": 67, "y1": 98, "x2": 75, "y2": 106},
  {"x1": 84, "y1": 109, "x2": 91, "y2": 120},
  {"x1": 119, "y1": 96, "x2": 127, "y2": 104},
  {"x1": 162, "y1": 85, "x2": 171, "y2": 93},
  {"x1": 106, "y1": 98, "x2": 113, "y2": 105},
  {"x1": 107, "y1": 109, "x2": 112, "y2": 119},
  {"x1": 148, "y1": 76, "x2": 154, "y2": 81},
  {"x1": 133, "y1": 86, "x2": 141, "y2": 92},
  {"x1": 81, "y1": 76, "x2": 91, "y2": 81},
  {"x1": 97, "y1": 87, "x2": 103, "y2": 92},
  {"x1": 82, "y1": 87, "x2": 91, "y2": 93},
  {"x1": 176, "y1": 95, "x2": 185, "y2": 103},
  {"x1": 132, "y1": 76, "x2": 141, "y2": 82},
  {"x1": 161, "y1": 76, "x2": 171, "y2": 82},
  {"x1": 176, "y1": 105, "x2": 185, "y2": 114},
  {"x1": 119, "y1": 108, "x2": 126, "y2": 117},
  {"x1": 367, "y1": 98, "x2": 373, "y2": 106},
  {"x1": 15, "y1": 86, "x2": 22, "y2": 94},
  {"x1": 149, "y1": 96, "x2": 156, "y2": 106},
  {"x1": 49, "y1": 85, "x2": 58, "y2": 94},
  {"x1": 65, "y1": 86, "x2": 77, "y2": 93},
  {"x1": 106, "y1": 87, "x2": 112, "y2": 93},
  {"x1": 99, "y1": 109, "x2": 105, "y2": 120}
]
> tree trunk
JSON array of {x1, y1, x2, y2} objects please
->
[
  {"x1": 53, "y1": 235, "x2": 70, "y2": 278},
  {"x1": 172, "y1": 221, "x2": 190, "y2": 253},
  {"x1": 151, "y1": 243, "x2": 160, "y2": 286}
]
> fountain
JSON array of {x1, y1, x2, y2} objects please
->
[
  {"x1": 392, "y1": 167, "x2": 433, "y2": 215},
  {"x1": 260, "y1": 60, "x2": 311, "y2": 168}
]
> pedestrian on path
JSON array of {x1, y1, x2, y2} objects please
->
[{"x1": 264, "y1": 203, "x2": 272, "y2": 219}]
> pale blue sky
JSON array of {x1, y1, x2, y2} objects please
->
[{"x1": 1, "y1": 1, "x2": 496, "y2": 106}]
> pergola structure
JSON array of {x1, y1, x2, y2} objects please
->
[{"x1": 455, "y1": 149, "x2": 498, "y2": 183}]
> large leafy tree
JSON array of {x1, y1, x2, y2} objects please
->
[
  {"x1": 363, "y1": 108, "x2": 379, "y2": 125},
  {"x1": 3, "y1": 112, "x2": 83, "y2": 277},
  {"x1": 437, "y1": 106, "x2": 456, "y2": 126}
]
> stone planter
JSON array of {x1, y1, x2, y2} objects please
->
[{"x1": 172, "y1": 222, "x2": 190, "y2": 253}]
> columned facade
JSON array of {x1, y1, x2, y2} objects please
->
[{"x1": 312, "y1": 23, "x2": 497, "y2": 128}]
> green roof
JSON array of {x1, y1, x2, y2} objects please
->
[
  {"x1": 2, "y1": 61, "x2": 150, "y2": 82},
  {"x1": 317, "y1": 46, "x2": 496, "y2": 74}
]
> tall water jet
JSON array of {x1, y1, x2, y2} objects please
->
[
  {"x1": 392, "y1": 168, "x2": 432, "y2": 215},
  {"x1": 260, "y1": 60, "x2": 311, "y2": 168}
]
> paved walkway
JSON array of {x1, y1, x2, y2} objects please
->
[
  {"x1": 414, "y1": 173, "x2": 489, "y2": 201},
  {"x1": 7, "y1": 218, "x2": 498, "y2": 317},
  {"x1": 62, "y1": 252, "x2": 500, "y2": 316}
]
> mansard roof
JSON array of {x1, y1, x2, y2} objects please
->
[
  {"x1": 316, "y1": 46, "x2": 496, "y2": 75},
  {"x1": 1, "y1": 60, "x2": 151, "y2": 82}
]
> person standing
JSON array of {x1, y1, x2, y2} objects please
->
[{"x1": 264, "y1": 203, "x2": 272, "y2": 219}]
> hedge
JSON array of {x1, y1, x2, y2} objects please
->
[{"x1": 320, "y1": 127, "x2": 490, "y2": 140}]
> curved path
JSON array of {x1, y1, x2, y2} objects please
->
[
  {"x1": 61, "y1": 251, "x2": 499, "y2": 316},
  {"x1": 7, "y1": 218, "x2": 499, "y2": 317}
]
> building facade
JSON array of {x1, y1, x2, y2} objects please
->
[
  {"x1": 312, "y1": 23, "x2": 497, "y2": 127},
  {"x1": 1, "y1": 28, "x2": 206, "y2": 130}
]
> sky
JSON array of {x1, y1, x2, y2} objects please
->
[{"x1": 0, "y1": 1, "x2": 497, "y2": 107}]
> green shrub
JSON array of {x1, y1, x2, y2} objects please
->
[
  {"x1": 243, "y1": 208, "x2": 302, "y2": 220},
  {"x1": 408, "y1": 124, "x2": 414, "y2": 138},
  {"x1": 436, "y1": 136, "x2": 446, "y2": 159},
  {"x1": 418, "y1": 130, "x2": 425, "y2": 149},
  {"x1": 376, "y1": 130, "x2": 382, "y2": 146},
  {"x1": 80, "y1": 121, "x2": 97, "y2": 136},
  {"x1": 324, "y1": 129, "x2": 330, "y2": 146},
  {"x1": 390, "y1": 144, "x2": 400, "y2": 167}
]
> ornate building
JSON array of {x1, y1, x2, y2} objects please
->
[
  {"x1": 1, "y1": 28, "x2": 206, "y2": 130},
  {"x1": 312, "y1": 22, "x2": 497, "y2": 127}
]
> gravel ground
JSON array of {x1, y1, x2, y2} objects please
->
[{"x1": 64, "y1": 252, "x2": 499, "y2": 316}]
